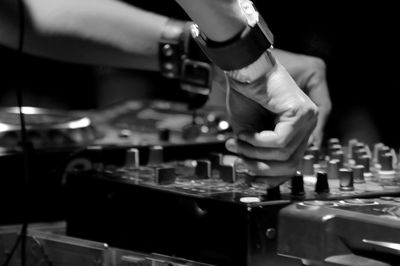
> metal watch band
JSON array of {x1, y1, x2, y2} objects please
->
[
  {"x1": 158, "y1": 20, "x2": 212, "y2": 88},
  {"x1": 158, "y1": 19, "x2": 213, "y2": 109},
  {"x1": 159, "y1": 19, "x2": 186, "y2": 79}
]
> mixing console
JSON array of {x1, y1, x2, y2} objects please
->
[
  {"x1": 80, "y1": 137, "x2": 400, "y2": 203},
  {"x1": 278, "y1": 197, "x2": 400, "y2": 266},
  {"x1": 65, "y1": 137, "x2": 400, "y2": 266}
]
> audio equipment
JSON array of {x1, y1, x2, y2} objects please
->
[
  {"x1": 0, "y1": 222, "x2": 215, "y2": 266},
  {"x1": 64, "y1": 138, "x2": 400, "y2": 266},
  {"x1": 278, "y1": 197, "x2": 400, "y2": 266},
  {"x1": 0, "y1": 100, "x2": 229, "y2": 225}
]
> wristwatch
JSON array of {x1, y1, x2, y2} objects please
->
[{"x1": 190, "y1": 0, "x2": 275, "y2": 83}]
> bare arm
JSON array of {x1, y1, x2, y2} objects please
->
[
  {"x1": 174, "y1": 0, "x2": 247, "y2": 42},
  {"x1": 0, "y1": 0, "x2": 172, "y2": 70}
]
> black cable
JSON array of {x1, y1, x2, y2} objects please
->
[
  {"x1": 2, "y1": 234, "x2": 22, "y2": 266},
  {"x1": 2, "y1": 0, "x2": 29, "y2": 265}
]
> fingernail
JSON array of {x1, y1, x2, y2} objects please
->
[
  {"x1": 237, "y1": 133, "x2": 246, "y2": 141},
  {"x1": 225, "y1": 139, "x2": 237, "y2": 153}
]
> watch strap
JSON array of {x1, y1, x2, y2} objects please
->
[{"x1": 190, "y1": 0, "x2": 274, "y2": 71}]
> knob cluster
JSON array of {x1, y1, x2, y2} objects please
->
[
  {"x1": 103, "y1": 136, "x2": 400, "y2": 201},
  {"x1": 122, "y1": 147, "x2": 238, "y2": 185}
]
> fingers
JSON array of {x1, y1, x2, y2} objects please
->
[
  {"x1": 226, "y1": 121, "x2": 314, "y2": 177},
  {"x1": 236, "y1": 104, "x2": 317, "y2": 149},
  {"x1": 307, "y1": 80, "x2": 331, "y2": 147},
  {"x1": 252, "y1": 175, "x2": 291, "y2": 189},
  {"x1": 226, "y1": 126, "x2": 309, "y2": 161},
  {"x1": 309, "y1": 128, "x2": 324, "y2": 147},
  {"x1": 272, "y1": 50, "x2": 331, "y2": 147},
  {"x1": 302, "y1": 60, "x2": 331, "y2": 147},
  {"x1": 236, "y1": 135, "x2": 310, "y2": 177}
]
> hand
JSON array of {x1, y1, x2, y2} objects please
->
[
  {"x1": 225, "y1": 54, "x2": 318, "y2": 185},
  {"x1": 271, "y1": 49, "x2": 331, "y2": 147}
]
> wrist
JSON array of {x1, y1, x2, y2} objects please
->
[{"x1": 226, "y1": 49, "x2": 276, "y2": 84}]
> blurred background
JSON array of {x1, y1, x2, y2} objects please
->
[{"x1": 0, "y1": 0, "x2": 399, "y2": 148}]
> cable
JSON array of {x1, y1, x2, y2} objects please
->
[{"x1": 2, "y1": 0, "x2": 29, "y2": 265}]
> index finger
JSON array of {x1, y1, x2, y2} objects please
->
[{"x1": 237, "y1": 108, "x2": 312, "y2": 148}]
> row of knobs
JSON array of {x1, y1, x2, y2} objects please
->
[
  {"x1": 89, "y1": 138, "x2": 397, "y2": 199},
  {"x1": 294, "y1": 138, "x2": 398, "y2": 197},
  {"x1": 123, "y1": 144, "x2": 360, "y2": 198},
  {"x1": 290, "y1": 170, "x2": 354, "y2": 197},
  {"x1": 124, "y1": 146, "x2": 236, "y2": 184}
]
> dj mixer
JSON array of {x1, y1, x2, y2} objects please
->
[
  {"x1": 278, "y1": 197, "x2": 400, "y2": 266},
  {"x1": 2, "y1": 101, "x2": 400, "y2": 265},
  {"x1": 65, "y1": 137, "x2": 400, "y2": 266}
]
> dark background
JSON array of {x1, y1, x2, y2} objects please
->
[{"x1": 0, "y1": 1, "x2": 399, "y2": 148}]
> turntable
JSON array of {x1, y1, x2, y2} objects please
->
[
  {"x1": 0, "y1": 101, "x2": 230, "y2": 152},
  {"x1": 0, "y1": 101, "x2": 230, "y2": 224},
  {"x1": 0, "y1": 106, "x2": 96, "y2": 151}
]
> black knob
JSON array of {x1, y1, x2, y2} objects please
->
[
  {"x1": 219, "y1": 164, "x2": 235, "y2": 183},
  {"x1": 155, "y1": 167, "x2": 176, "y2": 185},
  {"x1": 291, "y1": 172, "x2": 305, "y2": 197},
  {"x1": 209, "y1": 153, "x2": 223, "y2": 171},
  {"x1": 315, "y1": 171, "x2": 330, "y2": 194},
  {"x1": 266, "y1": 186, "x2": 281, "y2": 200},
  {"x1": 158, "y1": 128, "x2": 170, "y2": 142},
  {"x1": 148, "y1": 145, "x2": 163, "y2": 165}
]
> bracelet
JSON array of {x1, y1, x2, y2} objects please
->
[
  {"x1": 159, "y1": 19, "x2": 186, "y2": 79},
  {"x1": 158, "y1": 19, "x2": 212, "y2": 93}
]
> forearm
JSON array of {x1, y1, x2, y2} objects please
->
[
  {"x1": 175, "y1": 0, "x2": 247, "y2": 42},
  {"x1": 0, "y1": 0, "x2": 171, "y2": 70}
]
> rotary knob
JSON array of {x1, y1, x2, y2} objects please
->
[
  {"x1": 291, "y1": 172, "x2": 305, "y2": 197},
  {"x1": 315, "y1": 171, "x2": 330, "y2": 194},
  {"x1": 339, "y1": 168, "x2": 354, "y2": 191}
]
